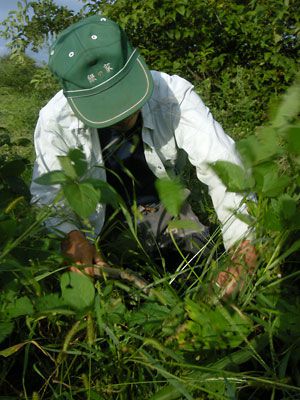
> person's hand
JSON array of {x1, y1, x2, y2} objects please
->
[
  {"x1": 215, "y1": 240, "x2": 257, "y2": 298},
  {"x1": 61, "y1": 230, "x2": 107, "y2": 276}
]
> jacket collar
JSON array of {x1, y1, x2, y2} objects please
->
[{"x1": 141, "y1": 102, "x2": 154, "y2": 130}]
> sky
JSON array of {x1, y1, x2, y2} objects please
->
[{"x1": 0, "y1": 0, "x2": 83, "y2": 62}]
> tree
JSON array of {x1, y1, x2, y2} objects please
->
[
  {"x1": 1, "y1": 0, "x2": 298, "y2": 130},
  {"x1": 0, "y1": 0, "x2": 79, "y2": 62}
]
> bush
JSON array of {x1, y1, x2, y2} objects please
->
[{"x1": 0, "y1": 54, "x2": 37, "y2": 92}]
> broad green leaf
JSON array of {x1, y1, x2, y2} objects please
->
[
  {"x1": 63, "y1": 182, "x2": 100, "y2": 218},
  {"x1": 253, "y1": 163, "x2": 290, "y2": 197},
  {"x1": 210, "y1": 161, "x2": 254, "y2": 192},
  {"x1": 237, "y1": 128, "x2": 281, "y2": 166},
  {"x1": 176, "y1": 5, "x2": 185, "y2": 15},
  {"x1": 85, "y1": 178, "x2": 119, "y2": 208},
  {"x1": 261, "y1": 173, "x2": 290, "y2": 197},
  {"x1": 60, "y1": 271, "x2": 95, "y2": 311},
  {"x1": 278, "y1": 194, "x2": 297, "y2": 222},
  {"x1": 58, "y1": 155, "x2": 78, "y2": 179},
  {"x1": 68, "y1": 148, "x2": 88, "y2": 177},
  {"x1": 5, "y1": 296, "x2": 34, "y2": 319},
  {"x1": 36, "y1": 293, "x2": 71, "y2": 313},
  {"x1": 262, "y1": 200, "x2": 282, "y2": 231},
  {"x1": 252, "y1": 162, "x2": 276, "y2": 190},
  {"x1": 155, "y1": 178, "x2": 186, "y2": 217},
  {"x1": 34, "y1": 170, "x2": 68, "y2": 185}
]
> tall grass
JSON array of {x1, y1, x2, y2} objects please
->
[{"x1": 0, "y1": 56, "x2": 299, "y2": 399}]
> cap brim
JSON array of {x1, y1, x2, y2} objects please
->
[{"x1": 67, "y1": 55, "x2": 153, "y2": 128}]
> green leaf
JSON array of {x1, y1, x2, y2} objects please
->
[
  {"x1": 273, "y1": 80, "x2": 300, "y2": 130},
  {"x1": 155, "y1": 178, "x2": 186, "y2": 217},
  {"x1": 233, "y1": 212, "x2": 255, "y2": 226},
  {"x1": 63, "y1": 182, "x2": 100, "y2": 218},
  {"x1": 253, "y1": 163, "x2": 290, "y2": 197},
  {"x1": 0, "y1": 341, "x2": 27, "y2": 357},
  {"x1": 129, "y1": 302, "x2": 170, "y2": 333},
  {"x1": 278, "y1": 194, "x2": 297, "y2": 222},
  {"x1": 36, "y1": 293, "x2": 71, "y2": 313},
  {"x1": 237, "y1": 127, "x2": 281, "y2": 166},
  {"x1": 60, "y1": 271, "x2": 95, "y2": 311},
  {"x1": 0, "y1": 321, "x2": 14, "y2": 344},
  {"x1": 210, "y1": 161, "x2": 254, "y2": 192},
  {"x1": 85, "y1": 178, "x2": 119, "y2": 208},
  {"x1": 262, "y1": 200, "x2": 282, "y2": 231},
  {"x1": 6, "y1": 296, "x2": 34, "y2": 319},
  {"x1": 176, "y1": 5, "x2": 185, "y2": 15},
  {"x1": 167, "y1": 219, "x2": 204, "y2": 232},
  {"x1": 34, "y1": 170, "x2": 68, "y2": 185},
  {"x1": 68, "y1": 148, "x2": 88, "y2": 177},
  {"x1": 58, "y1": 154, "x2": 78, "y2": 179},
  {"x1": 262, "y1": 174, "x2": 290, "y2": 197}
]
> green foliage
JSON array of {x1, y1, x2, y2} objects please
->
[
  {"x1": 35, "y1": 147, "x2": 119, "y2": 219},
  {"x1": 211, "y1": 76, "x2": 300, "y2": 240},
  {"x1": 155, "y1": 177, "x2": 186, "y2": 217},
  {"x1": 0, "y1": 4, "x2": 300, "y2": 399},
  {"x1": 1, "y1": 0, "x2": 298, "y2": 138},
  {"x1": 0, "y1": 56, "x2": 50, "y2": 166},
  {"x1": 60, "y1": 271, "x2": 95, "y2": 310},
  {"x1": 0, "y1": 0, "x2": 79, "y2": 61},
  {"x1": 0, "y1": 54, "x2": 36, "y2": 91},
  {"x1": 183, "y1": 299, "x2": 252, "y2": 350},
  {"x1": 94, "y1": 0, "x2": 299, "y2": 136},
  {"x1": 30, "y1": 66, "x2": 60, "y2": 98},
  {"x1": 210, "y1": 161, "x2": 255, "y2": 192}
]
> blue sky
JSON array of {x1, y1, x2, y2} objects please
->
[{"x1": 0, "y1": 0, "x2": 83, "y2": 61}]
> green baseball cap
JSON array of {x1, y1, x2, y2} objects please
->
[{"x1": 48, "y1": 15, "x2": 153, "y2": 128}]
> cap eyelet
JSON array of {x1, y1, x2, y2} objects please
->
[
  {"x1": 91, "y1": 35, "x2": 98, "y2": 40},
  {"x1": 100, "y1": 18, "x2": 106, "y2": 21},
  {"x1": 69, "y1": 51, "x2": 75, "y2": 57}
]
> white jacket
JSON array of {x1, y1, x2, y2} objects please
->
[{"x1": 31, "y1": 71, "x2": 251, "y2": 249}]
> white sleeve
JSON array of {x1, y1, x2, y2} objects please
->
[
  {"x1": 173, "y1": 80, "x2": 252, "y2": 250},
  {"x1": 30, "y1": 111, "x2": 80, "y2": 236}
]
